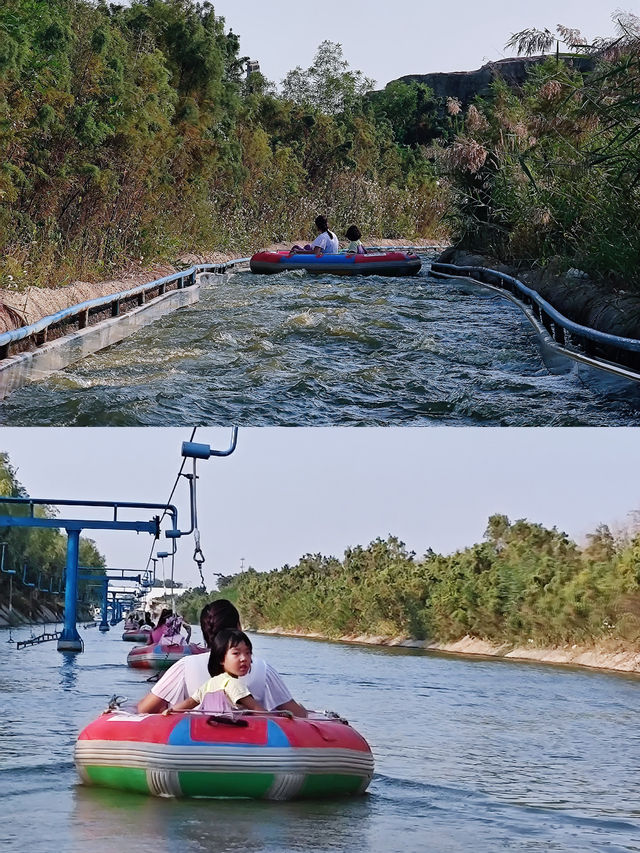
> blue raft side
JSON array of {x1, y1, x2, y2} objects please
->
[
  {"x1": 284, "y1": 253, "x2": 357, "y2": 266},
  {"x1": 168, "y1": 716, "x2": 292, "y2": 748}
]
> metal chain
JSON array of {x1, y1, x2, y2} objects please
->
[
  {"x1": 193, "y1": 528, "x2": 206, "y2": 589},
  {"x1": 191, "y1": 463, "x2": 206, "y2": 588}
]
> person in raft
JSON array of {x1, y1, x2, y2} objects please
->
[
  {"x1": 147, "y1": 608, "x2": 172, "y2": 643},
  {"x1": 288, "y1": 215, "x2": 340, "y2": 257},
  {"x1": 345, "y1": 225, "x2": 366, "y2": 255},
  {"x1": 136, "y1": 599, "x2": 307, "y2": 717},
  {"x1": 163, "y1": 629, "x2": 266, "y2": 715}
]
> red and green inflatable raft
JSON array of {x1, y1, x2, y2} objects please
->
[
  {"x1": 75, "y1": 710, "x2": 374, "y2": 800},
  {"x1": 126, "y1": 642, "x2": 207, "y2": 670}
]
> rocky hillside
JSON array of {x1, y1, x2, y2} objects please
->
[{"x1": 398, "y1": 55, "x2": 594, "y2": 105}]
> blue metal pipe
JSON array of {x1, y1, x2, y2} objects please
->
[
  {"x1": 99, "y1": 577, "x2": 109, "y2": 632},
  {"x1": 431, "y1": 263, "x2": 640, "y2": 352}
]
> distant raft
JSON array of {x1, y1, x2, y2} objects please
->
[
  {"x1": 74, "y1": 709, "x2": 374, "y2": 800},
  {"x1": 122, "y1": 627, "x2": 152, "y2": 643},
  {"x1": 249, "y1": 250, "x2": 422, "y2": 276},
  {"x1": 126, "y1": 642, "x2": 207, "y2": 670}
]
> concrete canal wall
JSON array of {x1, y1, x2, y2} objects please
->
[{"x1": 0, "y1": 275, "x2": 201, "y2": 399}]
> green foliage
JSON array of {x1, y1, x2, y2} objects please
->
[
  {"x1": 440, "y1": 14, "x2": 640, "y2": 289},
  {"x1": 0, "y1": 4, "x2": 443, "y2": 286},
  {"x1": 281, "y1": 41, "x2": 374, "y2": 116},
  {"x1": 0, "y1": 451, "x2": 107, "y2": 611},
  {"x1": 219, "y1": 516, "x2": 640, "y2": 649}
]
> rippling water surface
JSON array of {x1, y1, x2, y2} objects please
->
[
  {"x1": 3, "y1": 625, "x2": 640, "y2": 853},
  {"x1": 1, "y1": 258, "x2": 639, "y2": 425}
]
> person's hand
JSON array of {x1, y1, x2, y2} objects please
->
[
  {"x1": 314, "y1": 247, "x2": 323, "y2": 257},
  {"x1": 162, "y1": 707, "x2": 174, "y2": 716}
]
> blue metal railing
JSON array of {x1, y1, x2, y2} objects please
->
[
  {"x1": 431, "y1": 262, "x2": 640, "y2": 379},
  {"x1": 0, "y1": 267, "x2": 199, "y2": 359}
]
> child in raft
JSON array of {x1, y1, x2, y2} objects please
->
[
  {"x1": 163, "y1": 629, "x2": 267, "y2": 714},
  {"x1": 345, "y1": 225, "x2": 366, "y2": 254}
]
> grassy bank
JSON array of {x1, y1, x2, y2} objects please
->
[
  {"x1": 439, "y1": 16, "x2": 640, "y2": 294},
  {"x1": 178, "y1": 514, "x2": 640, "y2": 667}
]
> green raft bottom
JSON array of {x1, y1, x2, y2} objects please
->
[{"x1": 83, "y1": 765, "x2": 365, "y2": 799}]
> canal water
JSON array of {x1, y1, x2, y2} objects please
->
[
  {"x1": 1, "y1": 257, "x2": 639, "y2": 425},
  {"x1": 2, "y1": 624, "x2": 639, "y2": 853}
]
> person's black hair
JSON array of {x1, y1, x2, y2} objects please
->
[
  {"x1": 346, "y1": 225, "x2": 361, "y2": 241},
  {"x1": 208, "y1": 628, "x2": 253, "y2": 677},
  {"x1": 157, "y1": 608, "x2": 172, "y2": 626},
  {"x1": 200, "y1": 599, "x2": 241, "y2": 647},
  {"x1": 314, "y1": 215, "x2": 335, "y2": 240}
]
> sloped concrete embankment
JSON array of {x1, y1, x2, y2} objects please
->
[{"x1": 257, "y1": 627, "x2": 640, "y2": 675}]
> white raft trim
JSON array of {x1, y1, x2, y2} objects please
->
[{"x1": 74, "y1": 740, "x2": 374, "y2": 777}]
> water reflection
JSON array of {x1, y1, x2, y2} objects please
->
[
  {"x1": 60, "y1": 654, "x2": 80, "y2": 690},
  {"x1": 72, "y1": 785, "x2": 375, "y2": 853}
]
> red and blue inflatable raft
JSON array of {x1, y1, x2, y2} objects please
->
[
  {"x1": 75, "y1": 710, "x2": 374, "y2": 800},
  {"x1": 126, "y1": 642, "x2": 207, "y2": 670},
  {"x1": 249, "y1": 250, "x2": 421, "y2": 276}
]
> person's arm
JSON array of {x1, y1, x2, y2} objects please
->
[
  {"x1": 276, "y1": 698, "x2": 308, "y2": 718},
  {"x1": 262, "y1": 662, "x2": 307, "y2": 716},
  {"x1": 237, "y1": 694, "x2": 266, "y2": 712},
  {"x1": 136, "y1": 657, "x2": 189, "y2": 714},
  {"x1": 163, "y1": 697, "x2": 198, "y2": 715},
  {"x1": 137, "y1": 692, "x2": 169, "y2": 714}
]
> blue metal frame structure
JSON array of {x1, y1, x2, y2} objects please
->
[
  {"x1": 0, "y1": 428, "x2": 238, "y2": 654},
  {"x1": 0, "y1": 498, "x2": 176, "y2": 652}
]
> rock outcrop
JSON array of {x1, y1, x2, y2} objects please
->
[{"x1": 398, "y1": 55, "x2": 594, "y2": 105}]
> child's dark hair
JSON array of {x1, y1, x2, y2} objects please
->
[
  {"x1": 346, "y1": 225, "x2": 361, "y2": 241},
  {"x1": 208, "y1": 628, "x2": 253, "y2": 677}
]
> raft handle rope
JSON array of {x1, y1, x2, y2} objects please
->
[{"x1": 105, "y1": 694, "x2": 128, "y2": 712}]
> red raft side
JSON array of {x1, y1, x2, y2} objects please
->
[{"x1": 75, "y1": 711, "x2": 375, "y2": 800}]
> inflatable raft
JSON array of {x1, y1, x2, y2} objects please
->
[
  {"x1": 249, "y1": 250, "x2": 421, "y2": 276},
  {"x1": 122, "y1": 627, "x2": 152, "y2": 643},
  {"x1": 75, "y1": 710, "x2": 374, "y2": 800},
  {"x1": 126, "y1": 642, "x2": 207, "y2": 670}
]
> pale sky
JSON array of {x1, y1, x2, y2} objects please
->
[
  {"x1": 1, "y1": 428, "x2": 638, "y2": 590},
  {"x1": 211, "y1": 0, "x2": 623, "y2": 87}
]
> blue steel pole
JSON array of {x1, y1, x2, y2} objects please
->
[
  {"x1": 99, "y1": 577, "x2": 109, "y2": 632},
  {"x1": 58, "y1": 529, "x2": 83, "y2": 652}
]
